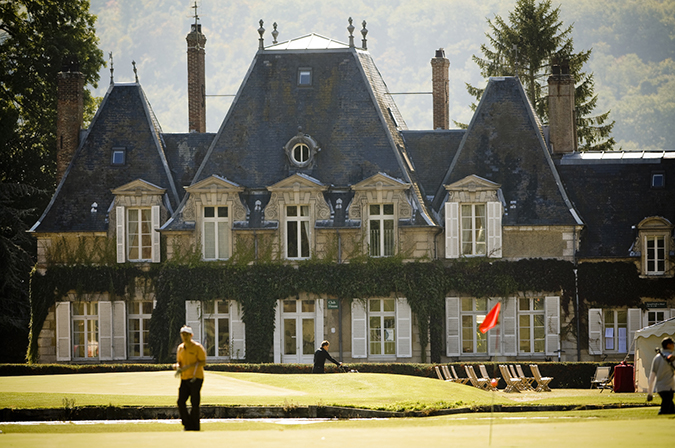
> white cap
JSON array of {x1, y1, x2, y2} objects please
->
[{"x1": 180, "y1": 325, "x2": 193, "y2": 334}]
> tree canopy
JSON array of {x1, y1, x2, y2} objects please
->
[
  {"x1": 0, "y1": 0, "x2": 104, "y2": 362},
  {"x1": 464, "y1": 0, "x2": 615, "y2": 151}
]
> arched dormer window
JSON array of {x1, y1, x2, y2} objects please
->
[
  {"x1": 283, "y1": 128, "x2": 320, "y2": 169},
  {"x1": 633, "y1": 217, "x2": 674, "y2": 277}
]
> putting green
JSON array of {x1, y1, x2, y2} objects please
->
[{"x1": 0, "y1": 371, "x2": 305, "y2": 396}]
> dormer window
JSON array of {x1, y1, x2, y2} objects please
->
[
  {"x1": 111, "y1": 148, "x2": 126, "y2": 166},
  {"x1": 634, "y1": 217, "x2": 673, "y2": 277},
  {"x1": 298, "y1": 68, "x2": 312, "y2": 86},
  {"x1": 284, "y1": 129, "x2": 320, "y2": 168},
  {"x1": 292, "y1": 143, "x2": 310, "y2": 165},
  {"x1": 652, "y1": 172, "x2": 665, "y2": 189}
]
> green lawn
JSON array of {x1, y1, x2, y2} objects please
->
[
  {"x1": 0, "y1": 408, "x2": 671, "y2": 447},
  {"x1": 0, "y1": 370, "x2": 654, "y2": 410}
]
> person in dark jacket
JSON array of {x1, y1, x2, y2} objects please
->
[{"x1": 313, "y1": 340, "x2": 341, "y2": 373}]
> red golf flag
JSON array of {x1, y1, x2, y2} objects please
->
[{"x1": 479, "y1": 302, "x2": 501, "y2": 333}]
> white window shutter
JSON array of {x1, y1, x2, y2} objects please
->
[
  {"x1": 55, "y1": 301, "x2": 71, "y2": 361},
  {"x1": 445, "y1": 297, "x2": 460, "y2": 356},
  {"x1": 502, "y1": 297, "x2": 517, "y2": 356},
  {"x1": 351, "y1": 300, "x2": 367, "y2": 358},
  {"x1": 185, "y1": 300, "x2": 202, "y2": 346},
  {"x1": 273, "y1": 301, "x2": 281, "y2": 363},
  {"x1": 98, "y1": 301, "x2": 113, "y2": 360},
  {"x1": 487, "y1": 201, "x2": 502, "y2": 258},
  {"x1": 627, "y1": 308, "x2": 642, "y2": 354},
  {"x1": 588, "y1": 308, "x2": 603, "y2": 355},
  {"x1": 116, "y1": 206, "x2": 125, "y2": 263},
  {"x1": 112, "y1": 301, "x2": 126, "y2": 360},
  {"x1": 488, "y1": 298, "x2": 501, "y2": 355},
  {"x1": 315, "y1": 298, "x2": 324, "y2": 353},
  {"x1": 396, "y1": 298, "x2": 412, "y2": 358},
  {"x1": 230, "y1": 301, "x2": 246, "y2": 360},
  {"x1": 545, "y1": 296, "x2": 560, "y2": 356},
  {"x1": 445, "y1": 202, "x2": 459, "y2": 258},
  {"x1": 151, "y1": 205, "x2": 161, "y2": 263}
]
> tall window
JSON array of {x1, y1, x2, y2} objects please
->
[
  {"x1": 127, "y1": 208, "x2": 152, "y2": 261},
  {"x1": 461, "y1": 204, "x2": 486, "y2": 256},
  {"x1": 128, "y1": 301, "x2": 153, "y2": 358},
  {"x1": 369, "y1": 298, "x2": 396, "y2": 355},
  {"x1": 604, "y1": 310, "x2": 628, "y2": 352},
  {"x1": 203, "y1": 206, "x2": 229, "y2": 260},
  {"x1": 72, "y1": 302, "x2": 98, "y2": 359},
  {"x1": 461, "y1": 298, "x2": 487, "y2": 353},
  {"x1": 518, "y1": 298, "x2": 545, "y2": 353},
  {"x1": 281, "y1": 299, "x2": 315, "y2": 360},
  {"x1": 646, "y1": 236, "x2": 666, "y2": 274},
  {"x1": 286, "y1": 205, "x2": 310, "y2": 259},
  {"x1": 203, "y1": 300, "x2": 230, "y2": 358},
  {"x1": 369, "y1": 204, "x2": 394, "y2": 257}
]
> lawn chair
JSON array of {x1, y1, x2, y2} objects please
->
[
  {"x1": 465, "y1": 365, "x2": 490, "y2": 390},
  {"x1": 515, "y1": 364, "x2": 535, "y2": 391},
  {"x1": 449, "y1": 365, "x2": 470, "y2": 385},
  {"x1": 435, "y1": 365, "x2": 449, "y2": 381},
  {"x1": 478, "y1": 364, "x2": 499, "y2": 390},
  {"x1": 590, "y1": 366, "x2": 612, "y2": 390},
  {"x1": 530, "y1": 364, "x2": 553, "y2": 392},
  {"x1": 508, "y1": 365, "x2": 530, "y2": 391},
  {"x1": 498, "y1": 365, "x2": 523, "y2": 393}
]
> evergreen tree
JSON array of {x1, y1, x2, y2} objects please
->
[{"x1": 463, "y1": 0, "x2": 615, "y2": 151}]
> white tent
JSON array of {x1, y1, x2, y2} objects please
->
[{"x1": 634, "y1": 317, "x2": 675, "y2": 392}]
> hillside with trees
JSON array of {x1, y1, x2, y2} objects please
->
[{"x1": 89, "y1": 0, "x2": 675, "y2": 150}]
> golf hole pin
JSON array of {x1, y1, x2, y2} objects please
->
[{"x1": 490, "y1": 378, "x2": 498, "y2": 388}]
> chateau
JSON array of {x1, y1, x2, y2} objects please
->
[{"x1": 29, "y1": 17, "x2": 675, "y2": 365}]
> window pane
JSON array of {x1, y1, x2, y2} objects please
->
[
  {"x1": 461, "y1": 298, "x2": 473, "y2": 312},
  {"x1": 301, "y1": 300, "x2": 315, "y2": 313},
  {"x1": 287, "y1": 221, "x2": 298, "y2": 258},
  {"x1": 283, "y1": 299, "x2": 296, "y2": 313},
  {"x1": 383, "y1": 204, "x2": 394, "y2": 215},
  {"x1": 370, "y1": 220, "x2": 381, "y2": 257},
  {"x1": 462, "y1": 315, "x2": 474, "y2": 353},
  {"x1": 204, "y1": 318, "x2": 216, "y2": 356},
  {"x1": 370, "y1": 204, "x2": 380, "y2": 215},
  {"x1": 369, "y1": 299, "x2": 380, "y2": 312},
  {"x1": 142, "y1": 301, "x2": 153, "y2": 314},
  {"x1": 204, "y1": 207, "x2": 215, "y2": 218},
  {"x1": 287, "y1": 206, "x2": 297, "y2": 217},
  {"x1": 384, "y1": 316, "x2": 396, "y2": 355},
  {"x1": 519, "y1": 298, "x2": 529, "y2": 311},
  {"x1": 202, "y1": 300, "x2": 215, "y2": 314},
  {"x1": 300, "y1": 205, "x2": 309, "y2": 217},
  {"x1": 284, "y1": 319, "x2": 296, "y2": 355},
  {"x1": 383, "y1": 219, "x2": 394, "y2": 256},
  {"x1": 533, "y1": 298, "x2": 544, "y2": 311},
  {"x1": 218, "y1": 318, "x2": 230, "y2": 357},
  {"x1": 300, "y1": 220, "x2": 310, "y2": 258},
  {"x1": 302, "y1": 318, "x2": 315, "y2": 355},
  {"x1": 475, "y1": 298, "x2": 487, "y2": 312},
  {"x1": 217, "y1": 207, "x2": 228, "y2": 218},
  {"x1": 218, "y1": 221, "x2": 228, "y2": 258},
  {"x1": 204, "y1": 221, "x2": 216, "y2": 259},
  {"x1": 383, "y1": 299, "x2": 395, "y2": 312},
  {"x1": 369, "y1": 316, "x2": 382, "y2": 355}
]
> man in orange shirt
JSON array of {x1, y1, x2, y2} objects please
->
[{"x1": 173, "y1": 325, "x2": 207, "y2": 430}]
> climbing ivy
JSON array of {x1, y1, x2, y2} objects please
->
[{"x1": 28, "y1": 254, "x2": 675, "y2": 364}]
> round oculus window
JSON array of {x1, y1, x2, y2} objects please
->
[{"x1": 292, "y1": 143, "x2": 310, "y2": 165}]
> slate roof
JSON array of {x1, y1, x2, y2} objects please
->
[
  {"x1": 431, "y1": 77, "x2": 580, "y2": 227},
  {"x1": 31, "y1": 83, "x2": 181, "y2": 233},
  {"x1": 402, "y1": 129, "x2": 464, "y2": 200},
  {"x1": 557, "y1": 152, "x2": 675, "y2": 258},
  {"x1": 163, "y1": 133, "x2": 215, "y2": 190}
]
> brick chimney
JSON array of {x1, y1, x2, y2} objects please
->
[
  {"x1": 431, "y1": 48, "x2": 450, "y2": 130},
  {"x1": 548, "y1": 58, "x2": 577, "y2": 154},
  {"x1": 56, "y1": 57, "x2": 85, "y2": 183},
  {"x1": 186, "y1": 22, "x2": 207, "y2": 133}
]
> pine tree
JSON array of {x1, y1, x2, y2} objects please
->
[{"x1": 463, "y1": 0, "x2": 615, "y2": 151}]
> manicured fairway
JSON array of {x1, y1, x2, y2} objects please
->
[{"x1": 0, "y1": 409, "x2": 671, "y2": 447}]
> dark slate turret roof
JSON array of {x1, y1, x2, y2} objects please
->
[
  {"x1": 557, "y1": 152, "x2": 675, "y2": 258},
  {"x1": 31, "y1": 83, "x2": 181, "y2": 233},
  {"x1": 163, "y1": 133, "x2": 215, "y2": 189},
  {"x1": 432, "y1": 77, "x2": 580, "y2": 227}
]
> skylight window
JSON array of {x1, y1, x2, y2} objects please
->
[
  {"x1": 652, "y1": 173, "x2": 665, "y2": 188},
  {"x1": 298, "y1": 68, "x2": 312, "y2": 86},
  {"x1": 111, "y1": 148, "x2": 126, "y2": 166}
]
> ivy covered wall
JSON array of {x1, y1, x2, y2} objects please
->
[{"x1": 28, "y1": 258, "x2": 675, "y2": 364}]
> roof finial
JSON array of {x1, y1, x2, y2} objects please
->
[
  {"x1": 258, "y1": 19, "x2": 265, "y2": 50},
  {"x1": 132, "y1": 60, "x2": 138, "y2": 83},
  {"x1": 348, "y1": 17, "x2": 355, "y2": 48},
  {"x1": 361, "y1": 20, "x2": 368, "y2": 50},
  {"x1": 191, "y1": 1, "x2": 199, "y2": 25},
  {"x1": 272, "y1": 22, "x2": 279, "y2": 44},
  {"x1": 109, "y1": 51, "x2": 114, "y2": 85}
]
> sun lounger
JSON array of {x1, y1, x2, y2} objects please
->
[
  {"x1": 435, "y1": 365, "x2": 449, "y2": 381},
  {"x1": 590, "y1": 366, "x2": 612, "y2": 390},
  {"x1": 498, "y1": 364, "x2": 523, "y2": 393},
  {"x1": 465, "y1": 365, "x2": 490, "y2": 390},
  {"x1": 478, "y1": 364, "x2": 499, "y2": 390},
  {"x1": 530, "y1": 364, "x2": 553, "y2": 392}
]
